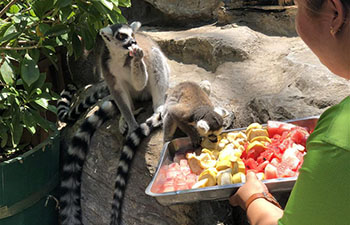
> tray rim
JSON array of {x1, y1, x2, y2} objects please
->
[{"x1": 145, "y1": 115, "x2": 320, "y2": 200}]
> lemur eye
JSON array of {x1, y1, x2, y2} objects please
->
[
  {"x1": 208, "y1": 134, "x2": 218, "y2": 142},
  {"x1": 116, "y1": 33, "x2": 128, "y2": 40}
]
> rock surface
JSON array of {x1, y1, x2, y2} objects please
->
[
  {"x1": 143, "y1": 0, "x2": 222, "y2": 22},
  {"x1": 62, "y1": 22, "x2": 350, "y2": 225}
]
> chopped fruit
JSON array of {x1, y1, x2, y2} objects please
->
[
  {"x1": 199, "y1": 153, "x2": 217, "y2": 169},
  {"x1": 265, "y1": 164, "x2": 278, "y2": 179},
  {"x1": 250, "y1": 136, "x2": 272, "y2": 144},
  {"x1": 186, "y1": 153, "x2": 203, "y2": 174},
  {"x1": 217, "y1": 169, "x2": 233, "y2": 185},
  {"x1": 198, "y1": 168, "x2": 217, "y2": 186},
  {"x1": 192, "y1": 178, "x2": 209, "y2": 189},
  {"x1": 232, "y1": 172, "x2": 246, "y2": 184},
  {"x1": 201, "y1": 149, "x2": 216, "y2": 160},
  {"x1": 246, "y1": 123, "x2": 263, "y2": 133},
  {"x1": 219, "y1": 146, "x2": 237, "y2": 161},
  {"x1": 247, "y1": 128, "x2": 269, "y2": 142},
  {"x1": 232, "y1": 160, "x2": 245, "y2": 174},
  {"x1": 218, "y1": 138, "x2": 229, "y2": 149},
  {"x1": 216, "y1": 159, "x2": 232, "y2": 171},
  {"x1": 256, "y1": 172, "x2": 265, "y2": 180}
]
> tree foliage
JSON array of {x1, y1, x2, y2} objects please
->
[{"x1": 0, "y1": 0, "x2": 130, "y2": 155}]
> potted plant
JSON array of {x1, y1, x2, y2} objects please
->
[{"x1": 0, "y1": 0, "x2": 130, "y2": 223}]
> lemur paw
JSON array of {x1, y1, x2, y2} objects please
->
[
  {"x1": 129, "y1": 45, "x2": 143, "y2": 59},
  {"x1": 119, "y1": 116, "x2": 128, "y2": 136}
]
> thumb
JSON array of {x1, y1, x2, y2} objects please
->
[{"x1": 246, "y1": 171, "x2": 258, "y2": 181}]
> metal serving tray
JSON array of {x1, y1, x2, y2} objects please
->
[{"x1": 145, "y1": 116, "x2": 320, "y2": 206}]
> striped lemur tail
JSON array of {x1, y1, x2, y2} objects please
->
[
  {"x1": 57, "y1": 84, "x2": 110, "y2": 124},
  {"x1": 58, "y1": 86, "x2": 163, "y2": 225},
  {"x1": 60, "y1": 100, "x2": 118, "y2": 225},
  {"x1": 109, "y1": 113, "x2": 161, "y2": 225}
]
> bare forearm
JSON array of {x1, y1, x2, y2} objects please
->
[{"x1": 246, "y1": 199, "x2": 284, "y2": 225}]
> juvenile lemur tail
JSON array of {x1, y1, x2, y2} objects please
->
[
  {"x1": 57, "y1": 84, "x2": 110, "y2": 125},
  {"x1": 110, "y1": 113, "x2": 162, "y2": 225},
  {"x1": 59, "y1": 100, "x2": 118, "y2": 225}
]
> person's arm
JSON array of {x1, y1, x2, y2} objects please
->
[{"x1": 229, "y1": 172, "x2": 283, "y2": 225}]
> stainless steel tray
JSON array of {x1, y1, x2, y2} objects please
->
[{"x1": 145, "y1": 116, "x2": 319, "y2": 206}]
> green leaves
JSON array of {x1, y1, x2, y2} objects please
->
[
  {"x1": 0, "y1": 0, "x2": 130, "y2": 154},
  {"x1": 0, "y1": 59, "x2": 14, "y2": 85},
  {"x1": 21, "y1": 53, "x2": 40, "y2": 87}
]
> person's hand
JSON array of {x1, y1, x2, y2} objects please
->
[{"x1": 229, "y1": 172, "x2": 269, "y2": 210}]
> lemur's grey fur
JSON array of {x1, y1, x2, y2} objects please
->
[{"x1": 58, "y1": 21, "x2": 169, "y2": 225}]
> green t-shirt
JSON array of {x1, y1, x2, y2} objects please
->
[{"x1": 279, "y1": 96, "x2": 350, "y2": 225}]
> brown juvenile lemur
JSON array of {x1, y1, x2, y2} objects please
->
[{"x1": 162, "y1": 81, "x2": 229, "y2": 148}]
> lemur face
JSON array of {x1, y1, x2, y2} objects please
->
[
  {"x1": 196, "y1": 111, "x2": 224, "y2": 143},
  {"x1": 100, "y1": 22, "x2": 141, "y2": 53},
  {"x1": 195, "y1": 107, "x2": 229, "y2": 143}
]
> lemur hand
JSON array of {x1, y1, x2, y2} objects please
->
[{"x1": 129, "y1": 44, "x2": 144, "y2": 59}]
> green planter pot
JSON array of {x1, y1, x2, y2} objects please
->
[{"x1": 0, "y1": 132, "x2": 60, "y2": 225}]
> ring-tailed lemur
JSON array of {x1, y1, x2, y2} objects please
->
[
  {"x1": 162, "y1": 81, "x2": 229, "y2": 147},
  {"x1": 58, "y1": 21, "x2": 169, "y2": 225}
]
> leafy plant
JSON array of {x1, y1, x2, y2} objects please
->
[{"x1": 0, "y1": 0, "x2": 130, "y2": 158}]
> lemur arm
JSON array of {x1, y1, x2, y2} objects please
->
[
  {"x1": 130, "y1": 45, "x2": 148, "y2": 91},
  {"x1": 109, "y1": 84, "x2": 139, "y2": 134}
]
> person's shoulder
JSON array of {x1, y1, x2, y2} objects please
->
[{"x1": 320, "y1": 96, "x2": 350, "y2": 151}]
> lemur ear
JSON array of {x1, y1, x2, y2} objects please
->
[
  {"x1": 214, "y1": 107, "x2": 229, "y2": 118},
  {"x1": 196, "y1": 120, "x2": 210, "y2": 134},
  {"x1": 130, "y1": 21, "x2": 141, "y2": 32}
]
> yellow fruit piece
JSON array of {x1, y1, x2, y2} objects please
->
[
  {"x1": 201, "y1": 149, "x2": 216, "y2": 160},
  {"x1": 199, "y1": 153, "x2": 217, "y2": 169},
  {"x1": 256, "y1": 172, "x2": 265, "y2": 180},
  {"x1": 226, "y1": 132, "x2": 238, "y2": 142},
  {"x1": 216, "y1": 159, "x2": 232, "y2": 171},
  {"x1": 217, "y1": 170, "x2": 233, "y2": 185},
  {"x1": 192, "y1": 178, "x2": 209, "y2": 189},
  {"x1": 247, "y1": 128, "x2": 268, "y2": 142},
  {"x1": 232, "y1": 160, "x2": 245, "y2": 174},
  {"x1": 186, "y1": 153, "x2": 203, "y2": 174},
  {"x1": 250, "y1": 136, "x2": 272, "y2": 144},
  {"x1": 246, "y1": 123, "x2": 263, "y2": 133},
  {"x1": 231, "y1": 172, "x2": 246, "y2": 184},
  {"x1": 236, "y1": 131, "x2": 247, "y2": 140},
  {"x1": 218, "y1": 138, "x2": 229, "y2": 149},
  {"x1": 246, "y1": 140, "x2": 267, "y2": 154},
  {"x1": 219, "y1": 145, "x2": 235, "y2": 161},
  {"x1": 198, "y1": 168, "x2": 217, "y2": 186},
  {"x1": 211, "y1": 150, "x2": 220, "y2": 160}
]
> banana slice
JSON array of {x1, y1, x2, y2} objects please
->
[
  {"x1": 232, "y1": 159, "x2": 245, "y2": 174},
  {"x1": 246, "y1": 140, "x2": 267, "y2": 154},
  {"x1": 199, "y1": 153, "x2": 217, "y2": 169},
  {"x1": 247, "y1": 128, "x2": 268, "y2": 142},
  {"x1": 231, "y1": 172, "x2": 246, "y2": 184},
  {"x1": 217, "y1": 170, "x2": 233, "y2": 185},
  {"x1": 186, "y1": 153, "x2": 203, "y2": 174},
  {"x1": 198, "y1": 168, "x2": 217, "y2": 186},
  {"x1": 192, "y1": 178, "x2": 209, "y2": 189},
  {"x1": 250, "y1": 136, "x2": 272, "y2": 144},
  {"x1": 216, "y1": 159, "x2": 232, "y2": 171}
]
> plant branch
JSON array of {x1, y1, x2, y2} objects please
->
[
  {"x1": 0, "y1": 44, "x2": 39, "y2": 50},
  {"x1": 0, "y1": 0, "x2": 18, "y2": 18}
]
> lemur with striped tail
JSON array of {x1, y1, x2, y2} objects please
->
[{"x1": 58, "y1": 21, "x2": 169, "y2": 225}]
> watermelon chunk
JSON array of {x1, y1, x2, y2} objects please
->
[
  {"x1": 267, "y1": 121, "x2": 296, "y2": 138},
  {"x1": 265, "y1": 164, "x2": 278, "y2": 179}
]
